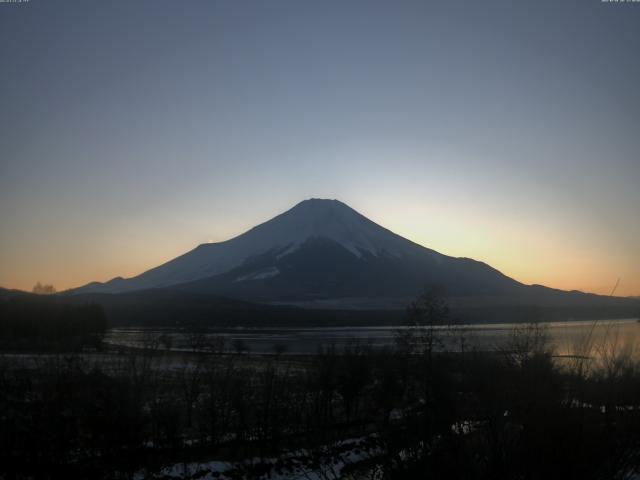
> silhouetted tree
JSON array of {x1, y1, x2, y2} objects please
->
[
  {"x1": 395, "y1": 286, "x2": 449, "y2": 357},
  {"x1": 32, "y1": 282, "x2": 56, "y2": 294}
]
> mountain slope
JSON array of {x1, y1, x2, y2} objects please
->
[{"x1": 177, "y1": 236, "x2": 523, "y2": 302}]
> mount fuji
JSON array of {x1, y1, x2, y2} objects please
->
[
  {"x1": 70, "y1": 198, "x2": 638, "y2": 321},
  {"x1": 73, "y1": 198, "x2": 524, "y2": 304}
]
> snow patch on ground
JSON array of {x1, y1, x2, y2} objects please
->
[{"x1": 134, "y1": 435, "x2": 382, "y2": 480}]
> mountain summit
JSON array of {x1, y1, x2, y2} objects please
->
[
  {"x1": 232, "y1": 198, "x2": 435, "y2": 259},
  {"x1": 73, "y1": 198, "x2": 522, "y2": 302}
]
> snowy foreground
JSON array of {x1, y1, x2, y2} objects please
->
[{"x1": 134, "y1": 436, "x2": 381, "y2": 480}]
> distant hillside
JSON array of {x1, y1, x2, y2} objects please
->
[{"x1": 68, "y1": 288, "x2": 639, "y2": 328}]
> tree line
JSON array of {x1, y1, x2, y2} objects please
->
[{"x1": 0, "y1": 292, "x2": 107, "y2": 351}]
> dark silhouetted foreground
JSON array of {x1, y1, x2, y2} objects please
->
[{"x1": 0, "y1": 290, "x2": 639, "y2": 479}]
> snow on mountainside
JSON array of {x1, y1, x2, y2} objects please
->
[{"x1": 74, "y1": 199, "x2": 442, "y2": 294}]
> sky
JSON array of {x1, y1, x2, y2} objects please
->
[{"x1": 1, "y1": 0, "x2": 639, "y2": 296}]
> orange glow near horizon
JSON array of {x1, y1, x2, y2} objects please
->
[{"x1": 1, "y1": 203, "x2": 638, "y2": 298}]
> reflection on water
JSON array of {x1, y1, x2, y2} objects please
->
[{"x1": 104, "y1": 318, "x2": 640, "y2": 357}]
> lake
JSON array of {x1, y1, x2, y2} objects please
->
[{"x1": 104, "y1": 318, "x2": 640, "y2": 357}]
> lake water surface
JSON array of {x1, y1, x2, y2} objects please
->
[{"x1": 105, "y1": 318, "x2": 640, "y2": 357}]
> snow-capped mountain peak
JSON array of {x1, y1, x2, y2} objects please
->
[
  {"x1": 72, "y1": 198, "x2": 441, "y2": 294},
  {"x1": 242, "y1": 198, "x2": 423, "y2": 258}
]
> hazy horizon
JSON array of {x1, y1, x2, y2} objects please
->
[{"x1": 1, "y1": 0, "x2": 639, "y2": 296}]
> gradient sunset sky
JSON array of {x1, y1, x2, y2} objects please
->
[{"x1": 1, "y1": 0, "x2": 639, "y2": 296}]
